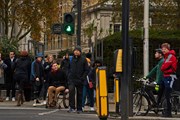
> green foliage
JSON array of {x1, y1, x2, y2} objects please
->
[
  {"x1": 111, "y1": 0, "x2": 179, "y2": 30},
  {"x1": 0, "y1": 0, "x2": 60, "y2": 41},
  {"x1": 0, "y1": 36, "x2": 19, "y2": 57},
  {"x1": 101, "y1": 30, "x2": 180, "y2": 77},
  {"x1": 58, "y1": 49, "x2": 73, "y2": 58}
]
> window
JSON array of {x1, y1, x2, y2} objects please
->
[{"x1": 114, "y1": 24, "x2": 120, "y2": 33}]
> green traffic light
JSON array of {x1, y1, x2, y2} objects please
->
[
  {"x1": 63, "y1": 13, "x2": 75, "y2": 35},
  {"x1": 66, "y1": 26, "x2": 72, "y2": 32}
]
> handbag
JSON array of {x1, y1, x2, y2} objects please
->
[{"x1": 87, "y1": 76, "x2": 93, "y2": 89}]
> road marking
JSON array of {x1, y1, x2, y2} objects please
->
[
  {"x1": 38, "y1": 109, "x2": 59, "y2": 115},
  {"x1": 0, "y1": 106, "x2": 46, "y2": 110}
]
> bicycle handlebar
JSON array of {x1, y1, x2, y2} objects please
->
[{"x1": 136, "y1": 78, "x2": 150, "y2": 84}]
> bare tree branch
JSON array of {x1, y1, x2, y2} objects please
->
[
  {"x1": 16, "y1": 21, "x2": 25, "y2": 38},
  {"x1": 18, "y1": 28, "x2": 32, "y2": 41},
  {"x1": 10, "y1": 8, "x2": 17, "y2": 41},
  {"x1": 8, "y1": 0, "x2": 18, "y2": 9}
]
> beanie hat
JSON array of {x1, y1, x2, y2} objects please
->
[
  {"x1": 74, "y1": 46, "x2": 81, "y2": 52},
  {"x1": 155, "y1": 49, "x2": 163, "y2": 55}
]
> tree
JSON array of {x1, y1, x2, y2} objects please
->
[
  {"x1": 103, "y1": 0, "x2": 179, "y2": 30},
  {"x1": 83, "y1": 20, "x2": 96, "y2": 49},
  {"x1": 0, "y1": 0, "x2": 59, "y2": 43}
]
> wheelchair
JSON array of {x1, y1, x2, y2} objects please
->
[{"x1": 45, "y1": 89, "x2": 69, "y2": 109}]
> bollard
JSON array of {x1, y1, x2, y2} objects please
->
[
  {"x1": 96, "y1": 66, "x2": 108, "y2": 120},
  {"x1": 114, "y1": 77, "x2": 120, "y2": 113},
  {"x1": 113, "y1": 49, "x2": 122, "y2": 114}
]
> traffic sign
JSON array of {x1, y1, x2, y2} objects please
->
[{"x1": 51, "y1": 23, "x2": 62, "y2": 35}]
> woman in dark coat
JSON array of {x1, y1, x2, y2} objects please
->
[{"x1": 13, "y1": 51, "x2": 31, "y2": 106}]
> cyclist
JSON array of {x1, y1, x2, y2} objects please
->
[
  {"x1": 161, "y1": 43, "x2": 177, "y2": 117},
  {"x1": 144, "y1": 49, "x2": 164, "y2": 107}
]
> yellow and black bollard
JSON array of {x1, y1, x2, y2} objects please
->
[
  {"x1": 114, "y1": 77, "x2": 120, "y2": 113},
  {"x1": 113, "y1": 49, "x2": 122, "y2": 114},
  {"x1": 96, "y1": 66, "x2": 108, "y2": 120}
]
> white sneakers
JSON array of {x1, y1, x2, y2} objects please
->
[
  {"x1": 90, "y1": 107, "x2": 95, "y2": 111},
  {"x1": 5, "y1": 97, "x2": 9, "y2": 101},
  {"x1": 82, "y1": 107, "x2": 95, "y2": 111},
  {"x1": 33, "y1": 99, "x2": 43, "y2": 107},
  {"x1": 5, "y1": 97, "x2": 16, "y2": 101},
  {"x1": 12, "y1": 97, "x2": 15, "y2": 102}
]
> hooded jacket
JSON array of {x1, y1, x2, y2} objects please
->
[
  {"x1": 13, "y1": 57, "x2": 31, "y2": 81},
  {"x1": 146, "y1": 58, "x2": 164, "y2": 84},
  {"x1": 161, "y1": 50, "x2": 177, "y2": 77},
  {"x1": 68, "y1": 55, "x2": 89, "y2": 84}
]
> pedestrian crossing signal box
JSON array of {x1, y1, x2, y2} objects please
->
[
  {"x1": 96, "y1": 67, "x2": 108, "y2": 120},
  {"x1": 114, "y1": 49, "x2": 122, "y2": 73},
  {"x1": 114, "y1": 49, "x2": 122, "y2": 113}
]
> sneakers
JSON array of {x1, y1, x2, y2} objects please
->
[
  {"x1": 90, "y1": 107, "x2": 95, "y2": 111},
  {"x1": 5, "y1": 97, "x2": 9, "y2": 101},
  {"x1": 33, "y1": 99, "x2": 42, "y2": 107},
  {"x1": 12, "y1": 97, "x2": 15, "y2": 102},
  {"x1": 67, "y1": 108, "x2": 76, "y2": 113},
  {"x1": 77, "y1": 110, "x2": 83, "y2": 114},
  {"x1": 82, "y1": 107, "x2": 84, "y2": 112},
  {"x1": 43, "y1": 101, "x2": 46, "y2": 105}
]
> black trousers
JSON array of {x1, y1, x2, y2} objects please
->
[
  {"x1": 69, "y1": 82, "x2": 83, "y2": 111},
  {"x1": 33, "y1": 81, "x2": 42, "y2": 100},
  {"x1": 5, "y1": 77, "x2": 15, "y2": 98}
]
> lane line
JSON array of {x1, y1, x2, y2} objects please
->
[{"x1": 38, "y1": 109, "x2": 59, "y2": 115}]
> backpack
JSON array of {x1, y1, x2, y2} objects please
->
[
  {"x1": 172, "y1": 57, "x2": 180, "y2": 91},
  {"x1": 30, "y1": 60, "x2": 36, "y2": 81}
]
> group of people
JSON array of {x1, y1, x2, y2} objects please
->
[
  {"x1": 145, "y1": 43, "x2": 179, "y2": 117},
  {"x1": 1, "y1": 43, "x2": 178, "y2": 116},
  {"x1": 0, "y1": 46, "x2": 102, "y2": 113}
]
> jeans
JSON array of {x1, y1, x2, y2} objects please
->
[
  {"x1": 82, "y1": 84, "x2": 94, "y2": 107},
  {"x1": 163, "y1": 76, "x2": 173, "y2": 114}
]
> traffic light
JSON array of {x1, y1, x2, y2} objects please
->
[{"x1": 63, "y1": 13, "x2": 75, "y2": 35}]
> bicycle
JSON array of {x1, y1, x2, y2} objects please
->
[
  {"x1": 133, "y1": 78, "x2": 164, "y2": 116},
  {"x1": 133, "y1": 77, "x2": 180, "y2": 116}
]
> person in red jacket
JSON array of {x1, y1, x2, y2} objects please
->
[{"x1": 161, "y1": 43, "x2": 177, "y2": 117}]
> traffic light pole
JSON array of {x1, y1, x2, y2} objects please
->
[
  {"x1": 77, "y1": 0, "x2": 82, "y2": 46},
  {"x1": 121, "y1": 0, "x2": 130, "y2": 119}
]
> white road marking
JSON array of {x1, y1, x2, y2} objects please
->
[
  {"x1": 0, "y1": 106, "x2": 46, "y2": 110},
  {"x1": 38, "y1": 109, "x2": 59, "y2": 115}
]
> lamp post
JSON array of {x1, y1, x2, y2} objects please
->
[
  {"x1": 143, "y1": 0, "x2": 149, "y2": 76},
  {"x1": 77, "y1": 0, "x2": 82, "y2": 46}
]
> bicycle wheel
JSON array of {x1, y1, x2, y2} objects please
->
[
  {"x1": 133, "y1": 93, "x2": 150, "y2": 116},
  {"x1": 63, "y1": 92, "x2": 69, "y2": 108},
  {"x1": 162, "y1": 96, "x2": 179, "y2": 115}
]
